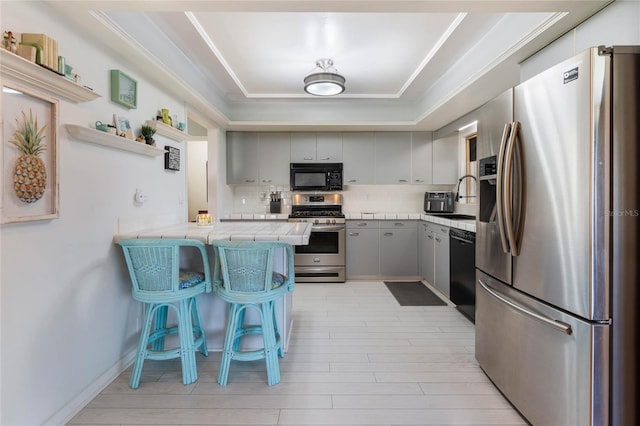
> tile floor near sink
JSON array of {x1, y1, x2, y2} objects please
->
[{"x1": 69, "y1": 281, "x2": 526, "y2": 425}]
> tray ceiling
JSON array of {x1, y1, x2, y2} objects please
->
[{"x1": 49, "y1": 1, "x2": 610, "y2": 131}]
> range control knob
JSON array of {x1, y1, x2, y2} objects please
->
[{"x1": 314, "y1": 219, "x2": 319, "y2": 225}]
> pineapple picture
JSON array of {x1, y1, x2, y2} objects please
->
[{"x1": 9, "y1": 109, "x2": 48, "y2": 203}]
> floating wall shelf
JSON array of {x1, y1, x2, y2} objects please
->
[
  {"x1": 65, "y1": 124, "x2": 165, "y2": 156},
  {"x1": 145, "y1": 120, "x2": 193, "y2": 142},
  {"x1": 1, "y1": 50, "x2": 101, "y2": 103}
]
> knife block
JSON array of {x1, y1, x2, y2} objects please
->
[{"x1": 270, "y1": 201, "x2": 281, "y2": 214}]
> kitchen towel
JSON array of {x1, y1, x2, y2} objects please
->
[{"x1": 384, "y1": 281, "x2": 447, "y2": 306}]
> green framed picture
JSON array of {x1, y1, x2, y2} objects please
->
[{"x1": 110, "y1": 70, "x2": 137, "y2": 109}]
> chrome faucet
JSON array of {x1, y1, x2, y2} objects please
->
[{"x1": 455, "y1": 174, "x2": 477, "y2": 202}]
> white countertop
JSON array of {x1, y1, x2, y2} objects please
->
[
  {"x1": 220, "y1": 212, "x2": 476, "y2": 232},
  {"x1": 114, "y1": 222, "x2": 313, "y2": 245},
  {"x1": 420, "y1": 214, "x2": 476, "y2": 232}
]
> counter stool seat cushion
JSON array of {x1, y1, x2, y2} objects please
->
[
  {"x1": 213, "y1": 240, "x2": 295, "y2": 386},
  {"x1": 179, "y1": 270, "x2": 205, "y2": 288},
  {"x1": 118, "y1": 238, "x2": 212, "y2": 389}
]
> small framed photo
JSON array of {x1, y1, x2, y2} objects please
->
[
  {"x1": 164, "y1": 146, "x2": 180, "y2": 171},
  {"x1": 2, "y1": 84, "x2": 59, "y2": 223},
  {"x1": 110, "y1": 69, "x2": 137, "y2": 109},
  {"x1": 113, "y1": 114, "x2": 134, "y2": 140}
]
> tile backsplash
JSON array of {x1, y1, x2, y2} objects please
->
[
  {"x1": 232, "y1": 185, "x2": 291, "y2": 214},
  {"x1": 230, "y1": 184, "x2": 476, "y2": 215}
]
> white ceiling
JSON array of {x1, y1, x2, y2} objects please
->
[{"x1": 49, "y1": 1, "x2": 610, "y2": 132}]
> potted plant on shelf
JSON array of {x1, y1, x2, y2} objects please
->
[{"x1": 140, "y1": 124, "x2": 156, "y2": 146}]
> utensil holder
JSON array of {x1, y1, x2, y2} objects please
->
[{"x1": 270, "y1": 201, "x2": 281, "y2": 214}]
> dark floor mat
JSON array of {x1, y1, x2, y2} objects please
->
[{"x1": 384, "y1": 281, "x2": 447, "y2": 306}]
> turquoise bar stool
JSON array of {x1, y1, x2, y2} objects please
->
[
  {"x1": 212, "y1": 240, "x2": 295, "y2": 386},
  {"x1": 118, "y1": 238, "x2": 212, "y2": 389}
]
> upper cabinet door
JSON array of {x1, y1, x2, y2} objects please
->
[
  {"x1": 290, "y1": 133, "x2": 317, "y2": 162},
  {"x1": 411, "y1": 132, "x2": 433, "y2": 185},
  {"x1": 291, "y1": 133, "x2": 342, "y2": 162},
  {"x1": 343, "y1": 132, "x2": 375, "y2": 185},
  {"x1": 258, "y1": 133, "x2": 291, "y2": 185},
  {"x1": 226, "y1": 132, "x2": 259, "y2": 184},
  {"x1": 375, "y1": 132, "x2": 412, "y2": 184},
  {"x1": 432, "y1": 134, "x2": 459, "y2": 184},
  {"x1": 316, "y1": 133, "x2": 342, "y2": 162}
]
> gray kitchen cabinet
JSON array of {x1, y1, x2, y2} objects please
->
[
  {"x1": 375, "y1": 132, "x2": 412, "y2": 184},
  {"x1": 257, "y1": 133, "x2": 290, "y2": 184},
  {"x1": 226, "y1": 132, "x2": 290, "y2": 185},
  {"x1": 379, "y1": 220, "x2": 418, "y2": 277},
  {"x1": 432, "y1": 134, "x2": 458, "y2": 184},
  {"x1": 227, "y1": 132, "x2": 259, "y2": 184},
  {"x1": 342, "y1": 132, "x2": 375, "y2": 185},
  {"x1": 433, "y1": 224, "x2": 450, "y2": 298},
  {"x1": 419, "y1": 221, "x2": 435, "y2": 284},
  {"x1": 411, "y1": 132, "x2": 433, "y2": 184},
  {"x1": 346, "y1": 220, "x2": 380, "y2": 278},
  {"x1": 291, "y1": 132, "x2": 342, "y2": 162}
]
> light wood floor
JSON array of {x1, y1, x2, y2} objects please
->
[{"x1": 69, "y1": 281, "x2": 527, "y2": 425}]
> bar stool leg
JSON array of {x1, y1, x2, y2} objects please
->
[
  {"x1": 218, "y1": 303, "x2": 240, "y2": 386},
  {"x1": 178, "y1": 298, "x2": 198, "y2": 385}
]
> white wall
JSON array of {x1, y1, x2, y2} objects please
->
[{"x1": 1, "y1": 2, "x2": 189, "y2": 425}]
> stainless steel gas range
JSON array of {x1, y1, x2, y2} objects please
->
[{"x1": 287, "y1": 193, "x2": 345, "y2": 282}]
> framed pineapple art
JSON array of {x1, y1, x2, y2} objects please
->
[{"x1": 1, "y1": 84, "x2": 59, "y2": 223}]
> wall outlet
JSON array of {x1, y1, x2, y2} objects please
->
[{"x1": 134, "y1": 188, "x2": 147, "y2": 204}]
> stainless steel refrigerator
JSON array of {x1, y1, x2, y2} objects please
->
[{"x1": 475, "y1": 46, "x2": 639, "y2": 426}]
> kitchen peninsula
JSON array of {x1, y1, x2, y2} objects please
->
[
  {"x1": 114, "y1": 221, "x2": 312, "y2": 245},
  {"x1": 113, "y1": 221, "x2": 312, "y2": 352}
]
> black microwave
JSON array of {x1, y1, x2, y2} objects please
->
[{"x1": 290, "y1": 163, "x2": 343, "y2": 191}]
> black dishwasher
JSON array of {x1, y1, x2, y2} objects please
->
[{"x1": 449, "y1": 228, "x2": 476, "y2": 322}]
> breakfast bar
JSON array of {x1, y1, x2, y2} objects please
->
[
  {"x1": 114, "y1": 222, "x2": 313, "y2": 352},
  {"x1": 114, "y1": 221, "x2": 312, "y2": 245}
]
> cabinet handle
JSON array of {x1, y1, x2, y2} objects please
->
[
  {"x1": 320, "y1": 157, "x2": 330, "y2": 160},
  {"x1": 304, "y1": 157, "x2": 313, "y2": 160},
  {"x1": 384, "y1": 232, "x2": 393, "y2": 236},
  {"x1": 262, "y1": 179, "x2": 271, "y2": 183},
  {"x1": 357, "y1": 223, "x2": 368, "y2": 227},
  {"x1": 415, "y1": 179, "x2": 424, "y2": 182},
  {"x1": 435, "y1": 237, "x2": 441, "y2": 242},
  {"x1": 398, "y1": 179, "x2": 408, "y2": 183},
  {"x1": 394, "y1": 222, "x2": 404, "y2": 227},
  {"x1": 440, "y1": 228, "x2": 448, "y2": 233},
  {"x1": 348, "y1": 179, "x2": 357, "y2": 183},
  {"x1": 428, "y1": 235, "x2": 434, "y2": 240},
  {"x1": 349, "y1": 232, "x2": 360, "y2": 236},
  {"x1": 244, "y1": 179, "x2": 255, "y2": 183}
]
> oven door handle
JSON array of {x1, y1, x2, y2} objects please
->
[{"x1": 311, "y1": 225, "x2": 345, "y2": 232}]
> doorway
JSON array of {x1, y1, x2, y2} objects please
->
[{"x1": 187, "y1": 140, "x2": 208, "y2": 222}]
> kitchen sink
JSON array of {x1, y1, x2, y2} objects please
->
[{"x1": 427, "y1": 214, "x2": 476, "y2": 220}]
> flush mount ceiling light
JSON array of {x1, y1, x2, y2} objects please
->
[{"x1": 304, "y1": 58, "x2": 346, "y2": 96}]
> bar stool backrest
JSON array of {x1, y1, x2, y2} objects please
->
[
  {"x1": 119, "y1": 239, "x2": 212, "y2": 303},
  {"x1": 213, "y1": 240, "x2": 295, "y2": 300}
]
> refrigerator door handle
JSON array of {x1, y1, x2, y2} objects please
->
[
  {"x1": 478, "y1": 279, "x2": 573, "y2": 335},
  {"x1": 503, "y1": 121, "x2": 521, "y2": 256},
  {"x1": 496, "y1": 122, "x2": 512, "y2": 254}
]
